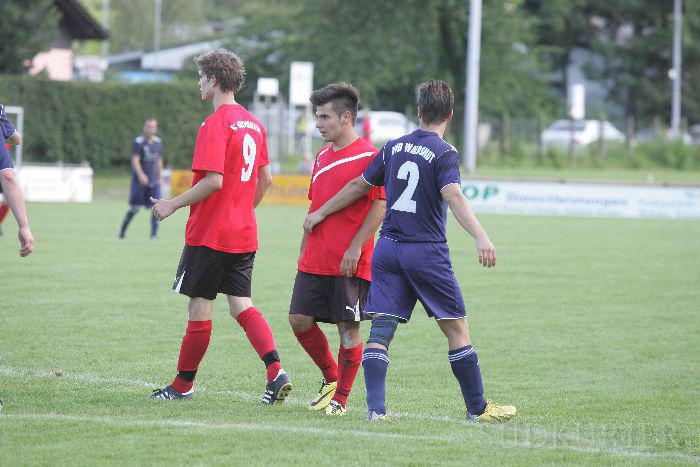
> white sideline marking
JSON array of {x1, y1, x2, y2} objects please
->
[
  {"x1": 1, "y1": 367, "x2": 697, "y2": 462},
  {"x1": 1, "y1": 412, "x2": 697, "y2": 462}
]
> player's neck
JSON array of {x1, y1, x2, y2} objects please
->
[
  {"x1": 212, "y1": 91, "x2": 237, "y2": 109},
  {"x1": 418, "y1": 121, "x2": 447, "y2": 138},
  {"x1": 332, "y1": 130, "x2": 359, "y2": 152}
]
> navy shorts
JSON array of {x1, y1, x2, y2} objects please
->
[
  {"x1": 129, "y1": 180, "x2": 160, "y2": 207},
  {"x1": 364, "y1": 237, "x2": 467, "y2": 322}
]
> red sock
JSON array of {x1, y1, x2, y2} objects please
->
[
  {"x1": 0, "y1": 203, "x2": 9, "y2": 224},
  {"x1": 294, "y1": 323, "x2": 338, "y2": 383},
  {"x1": 332, "y1": 343, "x2": 363, "y2": 407},
  {"x1": 171, "y1": 320, "x2": 212, "y2": 393},
  {"x1": 236, "y1": 307, "x2": 281, "y2": 382}
]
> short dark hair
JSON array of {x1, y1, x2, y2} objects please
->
[
  {"x1": 309, "y1": 82, "x2": 359, "y2": 124},
  {"x1": 194, "y1": 49, "x2": 245, "y2": 94},
  {"x1": 418, "y1": 80, "x2": 454, "y2": 125}
]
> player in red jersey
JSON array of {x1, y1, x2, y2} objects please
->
[
  {"x1": 149, "y1": 49, "x2": 292, "y2": 404},
  {"x1": 289, "y1": 83, "x2": 386, "y2": 415}
]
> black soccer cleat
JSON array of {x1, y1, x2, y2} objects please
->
[
  {"x1": 261, "y1": 369, "x2": 293, "y2": 405},
  {"x1": 149, "y1": 385, "x2": 194, "y2": 400}
]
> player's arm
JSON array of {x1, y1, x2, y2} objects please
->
[
  {"x1": 0, "y1": 169, "x2": 34, "y2": 257},
  {"x1": 151, "y1": 170, "x2": 223, "y2": 221},
  {"x1": 157, "y1": 157, "x2": 164, "y2": 185},
  {"x1": 340, "y1": 199, "x2": 386, "y2": 276},
  {"x1": 131, "y1": 155, "x2": 149, "y2": 186},
  {"x1": 303, "y1": 175, "x2": 371, "y2": 232},
  {"x1": 254, "y1": 164, "x2": 272, "y2": 208},
  {"x1": 441, "y1": 183, "x2": 496, "y2": 268},
  {"x1": 299, "y1": 231, "x2": 308, "y2": 261},
  {"x1": 6, "y1": 130, "x2": 21, "y2": 145}
]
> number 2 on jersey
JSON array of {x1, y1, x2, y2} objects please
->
[
  {"x1": 391, "y1": 161, "x2": 419, "y2": 213},
  {"x1": 241, "y1": 133, "x2": 256, "y2": 182}
]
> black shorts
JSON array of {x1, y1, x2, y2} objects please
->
[
  {"x1": 172, "y1": 245, "x2": 255, "y2": 300},
  {"x1": 289, "y1": 270, "x2": 370, "y2": 324}
]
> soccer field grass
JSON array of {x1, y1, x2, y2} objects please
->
[{"x1": 1, "y1": 200, "x2": 698, "y2": 465}]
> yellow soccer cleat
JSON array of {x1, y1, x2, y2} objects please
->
[
  {"x1": 471, "y1": 400, "x2": 517, "y2": 422},
  {"x1": 368, "y1": 411, "x2": 389, "y2": 421},
  {"x1": 325, "y1": 399, "x2": 346, "y2": 416},
  {"x1": 308, "y1": 379, "x2": 337, "y2": 411}
]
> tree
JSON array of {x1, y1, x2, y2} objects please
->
[
  {"x1": 523, "y1": 0, "x2": 595, "y2": 104},
  {"x1": 0, "y1": 0, "x2": 60, "y2": 74},
  {"x1": 77, "y1": 0, "x2": 211, "y2": 56},
  {"x1": 677, "y1": 0, "x2": 700, "y2": 125},
  {"x1": 232, "y1": 0, "x2": 554, "y2": 146},
  {"x1": 578, "y1": 0, "x2": 699, "y2": 128}
]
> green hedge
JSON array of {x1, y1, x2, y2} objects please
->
[{"x1": 0, "y1": 75, "x2": 213, "y2": 170}]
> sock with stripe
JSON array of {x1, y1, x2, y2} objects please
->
[
  {"x1": 332, "y1": 343, "x2": 363, "y2": 407},
  {"x1": 171, "y1": 320, "x2": 212, "y2": 393},
  {"x1": 293, "y1": 323, "x2": 338, "y2": 383},
  {"x1": 448, "y1": 345, "x2": 487, "y2": 416},
  {"x1": 236, "y1": 307, "x2": 282, "y2": 382},
  {"x1": 362, "y1": 347, "x2": 389, "y2": 415}
]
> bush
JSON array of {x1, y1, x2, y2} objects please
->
[
  {"x1": 0, "y1": 75, "x2": 212, "y2": 170},
  {"x1": 475, "y1": 138, "x2": 700, "y2": 171}
]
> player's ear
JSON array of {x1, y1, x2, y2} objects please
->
[{"x1": 446, "y1": 110, "x2": 454, "y2": 122}]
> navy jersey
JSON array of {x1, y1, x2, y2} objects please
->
[
  {"x1": 131, "y1": 135, "x2": 163, "y2": 183},
  {"x1": 0, "y1": 105, "x2": 17, "y2": 140},
  {"x1": 362, "y1": 129, "x2": 461, "y2": 243}
]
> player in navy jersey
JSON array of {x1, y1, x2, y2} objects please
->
[
  {"x1": 0, "y1": 104, "x2": 22, "y2": 236},
  {"x1": 0, "y1": 104, "x2": 34, "y2": 257},
  {"x1": 118, "y1": 119, "x2": 163, "y2": 240},
  {"x1": 304, "y1": 80, "x2": 516, "y2": 422}
]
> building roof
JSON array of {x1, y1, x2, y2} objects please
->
[
  {"x1": 56, "y1": 0, "x2": 108, "y2": 40},
  {"x1": 108, "y1": 39, "x2": 227, "y2": 70}
]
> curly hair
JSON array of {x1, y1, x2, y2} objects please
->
[
  {"x1": 309, "y1": 82, "x2": 359, "y2": 124},
  {"x1": 418, "y1": 80, "x2": 454, "y2": 125},
  {"x1": 194, "y1": 49, "x2": 245, "y2": 94}
]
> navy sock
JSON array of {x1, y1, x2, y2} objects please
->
[
  {"x1": 362, "y1": 348, "x2": 389, "y2": 415},
  {"x1": 119, "y1": 207, "x2": 138, "y2": 236},
  {"x1": 150, "y1": 212, "x2": 159, "y2": 238},
  {"x1": 448, "y1": 345, "x2": 487, "y2": 416}
]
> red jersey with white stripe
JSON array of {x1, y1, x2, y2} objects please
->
[
  {"x1": 298, "y1": 137, "x2": 384, "y2": 281},
  {"x1": 185, "y1": 104, "x2": 269, "y2": 253}
]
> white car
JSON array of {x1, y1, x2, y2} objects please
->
[
  {"x1": 355, "y1": 111, "x2": 418, "y2": 143},
  {"x1": 541, "y1": 119, "x2": 624, "y2": 149}
]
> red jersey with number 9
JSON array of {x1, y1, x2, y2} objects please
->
[{"x1": 185, "y1": 103, "x2": 269, "y2": 253}]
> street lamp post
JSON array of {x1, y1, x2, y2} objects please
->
[{"x1": 463, "y1": 0, "x2": 482, "y2": 174}]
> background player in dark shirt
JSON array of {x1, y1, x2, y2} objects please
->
[
  {"x1": 304, "y1": 80, "x2": 516, "y2": 422},
  {"x1": 118, "y1": 119, "x2": 163, "y2": 239}
]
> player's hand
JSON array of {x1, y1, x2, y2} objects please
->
[
  {"x1": 138, "y1": 175, "x2": 149, "y2": 186},
  {"x1": 151, "y1": 197, "x2": 177, "y2": 221},
  {"x1": 476, "y1": 235, "x2": 496, "y2": 268},
  {"x1": 303, "y1": 211, "x2": 326, "y2": 233},
  {"x1": 340, "y1": 244, "x2": 362, "y2": 276},
  {"x1": 18, "y1": 226, "x2": 34, "y2": 257}
]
